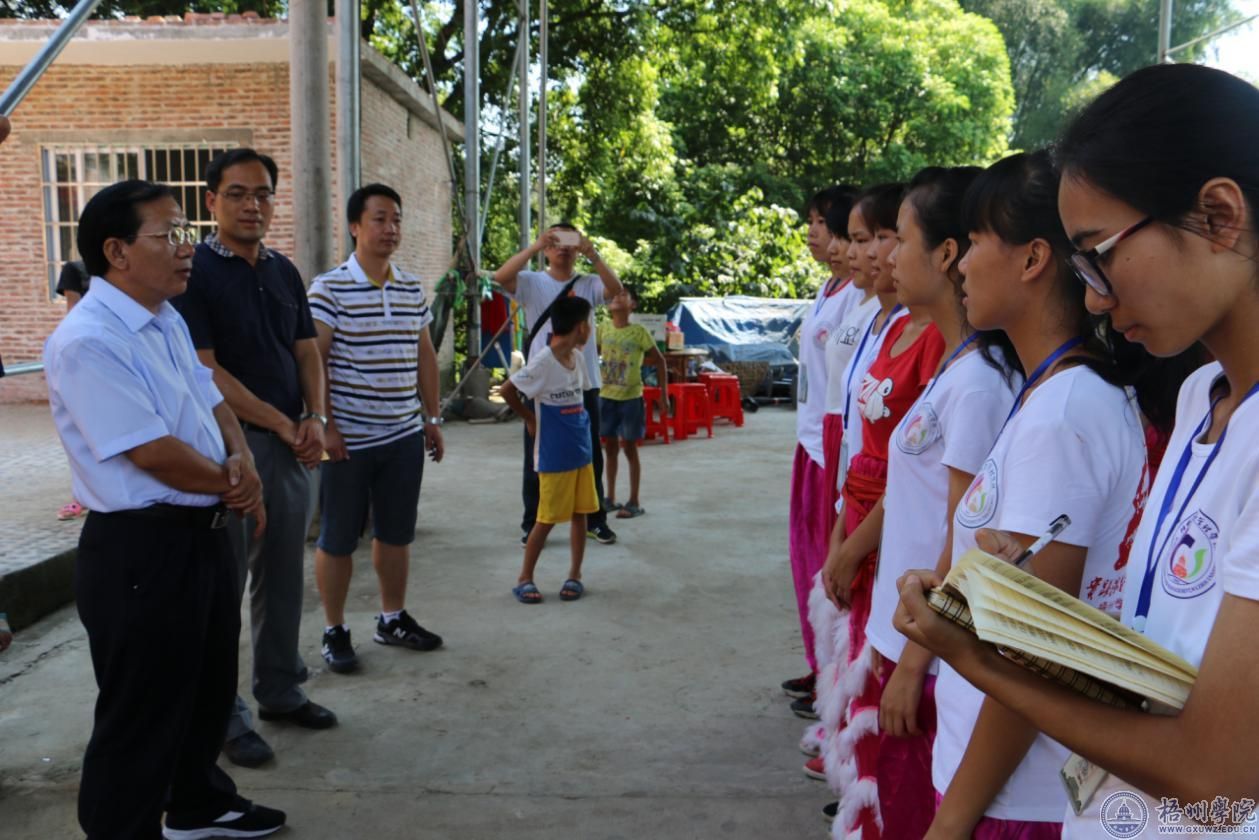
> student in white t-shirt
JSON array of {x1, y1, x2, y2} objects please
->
[
  {"x1": 493, "y1": 223, "x2": 623, "y2": 547},
  {"x1": 914, "y1": 151, "x2": 1155, "y2": 837},
  {"x1": 783, "y1": 186, "x2": 865, "y2": 716},
  {"x1": 897, "y1": 64, "x2": 1259, "y2": 836},
  {"x1": 850, "y1": 166, "x2": 1022, "y2": 839}
]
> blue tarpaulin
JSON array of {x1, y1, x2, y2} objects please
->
[{"x1": 665, "y1": 296, "x2": 808, "y2": 367}]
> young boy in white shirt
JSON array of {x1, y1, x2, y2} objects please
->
[{"x1": 500, "y1": 297, "x2": 598, "y2": 604}]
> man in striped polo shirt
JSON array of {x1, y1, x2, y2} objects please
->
[{"x1": 308, "y1": 184, "x2": 446, "y2": 674}]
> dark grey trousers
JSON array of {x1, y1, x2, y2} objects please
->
[{"x1": 226, "y1": 429, "x2": 318, "y2": 740}]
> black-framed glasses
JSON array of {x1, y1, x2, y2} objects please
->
[
  {"x1": 136, "y1": 225, "x2": 198, "y2": 248},
  {"x1": 1070, "y1": 216, "x2": 1154, "y2": 297}
]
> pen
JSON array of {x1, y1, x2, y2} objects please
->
[{"x1": 1013, "y1": 514, "x2": 1072, "y2": 569}]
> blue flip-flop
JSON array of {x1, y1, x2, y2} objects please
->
[
  {"x1": 513, "y1": 581, "x2": 543, "y2": 604},
  {"x1": 559, "y1": 579, "x2": 585, "y2": 602}
]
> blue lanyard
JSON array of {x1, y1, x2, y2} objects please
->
[
  {"x1": 842, "y1": 304, "x2": 902, "y2": 429},
  {"x1": 998, "y1": 336, "x2": 1084, "y2": 434},
  {"x1": 813, "y1": 276, "x2": 847, "y2": 317},
  {"x1": 921, "y1": 332, "x2": 980, "y2": 401},
  {"x1": 1133, "y1": 379, "x2": 1259, "y2": 629}
]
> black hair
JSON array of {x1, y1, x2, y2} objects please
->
[
  {"x1": 822, "y1": 186, "x2": 861, "y2": 238},
  {"x1": 907, "y1": 165, "x2": 1021, "y2": 383},
  {"x1": 550, "y1": 295, "x2": 592, "y2": 336},
  {"x1": 858, "y1": 182, "x2": 905, "y2": 232},
  {"x1": 806, "y1": 185, "x2": 858, "y2": 221},
  {"x1": 962, "y1": 151, "x2": 1174, "y2": 423},
  {"x1": 206, "y1": 148, "x2": 279, "y2": 192},
  {"x1": 549, "y1": 221, "x2": 578, "y2": 232},
  {"x1": 347, "y1": 183, "x2": 402, "y2": 226},
  {"x1": 1056, "y1": 63, "x2": 1259, "y2": 245},
  {"x1": 76, "y1": 179, "x2": 175, "y2": 277},
  {"x1": 621, "y1": 285, "x2": 639, "y2": 304}
]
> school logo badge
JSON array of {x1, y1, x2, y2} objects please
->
[
  {"x1": 956, "y1": 459, "x2": 998, "y2": 528},
  {"x1": 1161, "y1": 509, "x2": 1219, "y2": 600},
  {"x1": 1098, "y1": 790, "x2": 1149, "y2": 839},
  {"x1": 895, "y1": 402, "x2": 940, "y2": 456}
]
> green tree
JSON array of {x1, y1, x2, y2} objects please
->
[{"x1": 961, "y1": 0, "x2": 1241, "y2": 149}]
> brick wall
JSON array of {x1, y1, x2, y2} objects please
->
[{"x1": 0, "y1": 59, "x2": 453, "y2": 403}]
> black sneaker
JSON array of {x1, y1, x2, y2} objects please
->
[
  {"x1": 321, "y1": 625, "x2": 358, "y2": 674},
  {"x1": 790, "y1": 693, "x2": 819, "y2": 720},
  {"x1": 781, "y1": 673, "x2": 815, "y2": 699},
  {"x1": 521, "y1": 532, "x2": 529, "y2": 547},
  {"x1": 163, "y1": 800, "x2": 286, "y2": 839},
  {"x1": 221, "y1": 730, "x2": 274, "y2": 768},
  {"x1": 587, "y1": 523, "x2": 617, "y2": 544},
  {"x1": 374, "y1": 610, "x2": 443, "y2": 651},
  {"x1": 822, "y1": 801, "x2": 838, "y2": 822}
]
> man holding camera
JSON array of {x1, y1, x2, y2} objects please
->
[{"x1": 493, "y1": 224, "x2": 623, "y2": 546}]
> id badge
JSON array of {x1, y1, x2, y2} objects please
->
[
  {"x1": 1060, "y1": 753, "x2": 1109, "y2": 816},
  {"x1": 799, "y1": 364, "x2": 809, "y2": 404},
  {"x1": 837, "y1": 439, "x2": 849, "y2": 487}
]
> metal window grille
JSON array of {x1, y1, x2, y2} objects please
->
[{"x1": 39, "y1": 143, "x2": 236, "y2": 297}]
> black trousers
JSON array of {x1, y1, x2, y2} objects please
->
[
  {"x1": 522, "y1": 387, "x2": 608, "y2": 532},
  {"x1": 76, "y1": 510, "x2": 240, "y2": 840}
]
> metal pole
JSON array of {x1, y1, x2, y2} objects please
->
[
  {"x1": 336, "y1": 0, "x2": 361, "y2": 257},
  {"x1": 0, "y1": 0, "x2": 103, "y2": 115},
  {"x1": 478, "y1": 36, "x2": 524, "y2": 241},
  {"x1": 537, "y1": 0, "x2": 548, "y2": 237},
  {"x1": 464, "y1": 0, "x2": 482, "y2": 362},
  {"x1": 518, "y1": 0, "x2": 531, "y2": 255},
  {"x1": 290, "y1": 0, "x2": 334, "y2": 284},
  {"x1": 1167, "y1": 13, "x2": 1259, "y2": 58},
  {"x1": 1158, "y1": 0, "x2": 1174, "y2": 63}
]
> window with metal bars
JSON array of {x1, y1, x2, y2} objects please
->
[{"x1": 39, "y1": 144, "x2": 237, "y2": 297}]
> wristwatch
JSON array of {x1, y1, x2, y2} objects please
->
[
  {"x1": 425, "y1": 416, "x2": 444, "y2": 427},
  {"x1": 300, "y1": 412, "x2": 327, "y2": 427}
]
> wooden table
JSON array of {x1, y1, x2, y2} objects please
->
[{"x1": 663, "y1": 348, "x2": 710, "y2": 381}]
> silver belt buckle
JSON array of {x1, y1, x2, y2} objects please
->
[{"x1": 210, "y1": 508, "x2": 229, "y2": 530}]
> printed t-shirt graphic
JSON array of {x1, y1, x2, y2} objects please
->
[
  {"x1": 598, "y1": 323, "x2": 656, "y2": 401},
  {"x1": 510, "y1": 347, "x2": 592, "y2": 473},
  {"x1": 824, "y1": 292, "x2": 881, "y2": 416},
  {"x1": 935, "y1": 364, "x2": 1146, "y2": 822},
  {"x1": 854, "y1": 317, "x2": 946, "y2": 463}
]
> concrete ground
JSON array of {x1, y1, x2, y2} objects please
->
[{"x1": 0, "y1": 406, "x2": 830, "y2": 839}]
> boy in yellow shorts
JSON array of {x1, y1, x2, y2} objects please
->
[{"x1": 500, "y1": 297, "x2": 597, "y2": 603}]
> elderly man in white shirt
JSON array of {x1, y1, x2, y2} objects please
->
[{"x1": 44, "y1": 180, "x2": 285, "y2": 840}]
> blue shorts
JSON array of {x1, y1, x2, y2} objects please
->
[
  {"x1": 599, "y1": 395, "x2": 645, "y2": 441},
  {"x1": 317, "y1": 431, "x2": 425, "y2": 555}
]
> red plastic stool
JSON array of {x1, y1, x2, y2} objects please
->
[
  {"x1": 701, "y1": 373, "x2": 744, "y2": 427},
  {"x1": 668, "y1": 382, "x2": 714, "y2": 440},
  {"x1": 642, "y1": 386, "x2": 670, "y2": 444}
]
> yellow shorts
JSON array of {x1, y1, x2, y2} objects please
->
[{"x1": 537, "y1": 464, "x2": 599, "y2": 524}]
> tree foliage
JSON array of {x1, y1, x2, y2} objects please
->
[{"x1": 960, "y1": 0, "x2": 1241, "y2": 149}]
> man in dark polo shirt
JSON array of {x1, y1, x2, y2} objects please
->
[{"x1": 174, "y1": 148, "x2": 337, "y2": 768}]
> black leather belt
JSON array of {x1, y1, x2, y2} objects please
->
[{"x1": 107, "y1": 503, "x2": 230, "y2": 530}]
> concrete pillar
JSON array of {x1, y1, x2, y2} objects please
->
[
  {"x1": 289, "y1": 0, "x2": 334, "y2": 284},
  {"x1": 336, "y1": 0, "x2": 362, "y2": 257}
]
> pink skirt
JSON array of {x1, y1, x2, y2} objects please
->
[
  {"x1": 933, "y1": 792, "x2": 1063, "y2": 839},
  {"x1": 789, "y1": 444, "x2": 831, "y2": 673}
]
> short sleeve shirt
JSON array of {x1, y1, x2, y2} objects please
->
[
  {"x1": 797, "y1": 279, "x2": 863, "y2": 466},
  {"x1": 174, "y1": 237, "x2": 317, "y2": 420},
  {"x1": 43, "y1": 277, "x2": 227, "y2": 512},
  {"x1": 509, "y1": 270, "x2": 605, "y2": 387},
  {"x1": 934, "y1": 365, "x2": 1146, "y2": 822},
  {"x1": 308, "y1": 254, "x2": 434, "y2": 451},
  {"x1": 56, "y1": 260, "x2": 90, "y2": 297},
  {"x1": 510, "y1": 347, "x2": 592, "y2": 473},
  {"x1": 598, "y1": 323, "x2": 656, "y2": 401}
]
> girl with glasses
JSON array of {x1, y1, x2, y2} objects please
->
[{"x1": 898, "y1": 63, "x2": 1259, "y2": 835}]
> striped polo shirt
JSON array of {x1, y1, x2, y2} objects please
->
[{"x1": 308, "y1": 253, "x2": 434, "y2": 451}]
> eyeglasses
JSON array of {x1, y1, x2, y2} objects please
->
[
  {"x1": 217, "y1": 188, "x2": 275, "y2": 206},
  {"x1": 136, "y1": 225, "x2": 199, "y2": 248},
  {"x1": 1070, "y1": 216, "x2": 1153, "y2": 297}
]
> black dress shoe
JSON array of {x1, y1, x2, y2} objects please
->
[
  {"x1": 258, "y1": 700, "x2": 338, "y2": 729},
  {"x1": 222, "y1": 730, "x2": 274, "y2": 768}
]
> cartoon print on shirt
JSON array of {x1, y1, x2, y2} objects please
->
[{"x1": 857, "y1": 373, "x2": 894, "y2": 423}]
